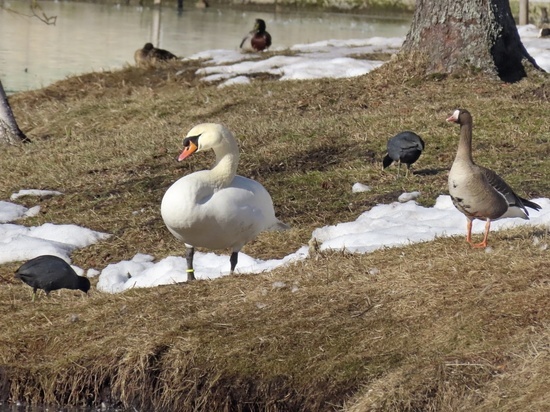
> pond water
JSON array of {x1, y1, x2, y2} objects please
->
[{"x1": 0, "y1": 1, "x2": 412, "y2": 94}]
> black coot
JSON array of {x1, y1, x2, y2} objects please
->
[
  {"x1": 383, "y1": 131, "x2": 425, "y2": 177},
  {"x1": 15, "y1": 255, "x2": 90, "y2": 300}
]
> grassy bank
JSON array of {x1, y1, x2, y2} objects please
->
[{"x1": 0, "y1": 52, "x2": 549, "y2": 410}]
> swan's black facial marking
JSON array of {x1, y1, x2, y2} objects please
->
[
  {"x1": 183, "y1": 134, "x2": 201, "y2": 149},
  {"x1": 178, "y1": 134, "x2": 202, "y2": 162}
]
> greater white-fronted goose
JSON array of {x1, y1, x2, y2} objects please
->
[
  {"x1": 160, "y1": 123, "x2": 289, "y2": 281},
  {"x1": 240, "y1": 19, "x2": 272, "y2": 52},
  {"x1": 383, "y1": 131, "x2": 425, "y2": 177},
  {"x1": 447, "y1": 109, "x2": 541, "y2": 248}
]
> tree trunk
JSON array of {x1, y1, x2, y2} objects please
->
[
  {"x1": 0, "y1": 80, "x2": 30, "y2": 144},
  {"x1": 401, "y1": 0, "x2": 544, "y2": 83}
]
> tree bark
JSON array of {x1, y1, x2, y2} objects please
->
[
  {"x1": 0, "y1": 80, "x2": 30, "y2": 145},
  {"x1": 401, "y1": 0, "x2": 544, "y2": 83}
]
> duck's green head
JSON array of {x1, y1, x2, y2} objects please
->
[{"x1": 254, "y1": 19, "x2": 267, "y2": 32}]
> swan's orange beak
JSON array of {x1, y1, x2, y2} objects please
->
[{"x1": 178, "y1": 141, "x2": 198, "y2": 161}]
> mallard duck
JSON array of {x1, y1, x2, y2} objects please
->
[
  {"x1": 161, "y1": 123, "x2": 289, "y2": 281},
  {"x1": 15, "y1": 255, "x2": 90, "y2": 301},
  {"x1": 447, "y1": 109, "x2": 541, "y2": 248},
  {"x1": 240, "y1": 19, "x2": 272, "y2": 52},
  {"x1": 382, "y1": 131, "x2": 425, "y2": 177},
  {"x1": 134, "y1": 43, "x2": 178, "y2": 67}
]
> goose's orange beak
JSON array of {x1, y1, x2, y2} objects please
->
[{"x1": 178, "y1": 141, "x2": 198, "y2": 161}]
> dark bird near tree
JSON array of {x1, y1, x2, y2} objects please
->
[
  {"x1": 240, "y1": 19, "x2": 272, "y2": 52},
  {"x1": 134, "y1": 43, "x2": 178, "y2": 67},
  {"x1": 382, "y1": 131, "x2": 425, "y2": 177},
  {"x1": 15, "y1": 255, "x2": 90, "y2": 301}
]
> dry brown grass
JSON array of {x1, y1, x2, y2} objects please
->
[{"x1": 0, "y1": 52, "x2": 549, "y2": 410}]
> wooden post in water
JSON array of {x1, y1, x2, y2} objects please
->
[
  {"x1": 519, "y1": 0, "x2": 529, "y2": 25},
  {"x1": 152, "y1": 7, "x2": 161, "y2": 46}
]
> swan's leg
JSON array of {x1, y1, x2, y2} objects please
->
[
  {"x1": 185, "y1": 246, "x2": 196, "y2": 281},
  {"x1": 230, "y1": 252, "x2": 238, "y2": 274}
]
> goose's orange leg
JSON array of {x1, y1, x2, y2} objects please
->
[
  {"x1": 472, "y1": 219, "x2": 491, "y2": 248},
  {"x1": 465, "y1": 219, "x2": 473, "y2": 245}
]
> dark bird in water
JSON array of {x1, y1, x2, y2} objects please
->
[
  {"x1": 240, "y1": 19, "x2": 272, "y2": 52},
  {"x1": 134, "y1": 43, "x2": 178, "y2": 67},
  {"x1": 15, "y1": 255, "x2": 90, "y2": 301},
  {"x1": 382, "y1": 131, "x2": 425, "y2": 177}
]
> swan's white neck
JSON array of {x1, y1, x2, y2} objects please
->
[{"x1": 208, "y1": 140, "x2": 239, "y2": 188}]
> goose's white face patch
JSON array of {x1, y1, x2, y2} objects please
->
[{"x1": 446, "y1": 109, "x2": 461, "y2": 123}]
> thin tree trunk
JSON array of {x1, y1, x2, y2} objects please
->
[
  {"x1": 0, "y1": 80, "x2": 30, "y2": 144},
  {"x1": 401, "y1": 0, "x2": 544, "y2": 83}
]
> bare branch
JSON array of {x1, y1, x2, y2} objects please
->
[
  {"x1": 30, "y1": 1, "x2": 57, "y2": 25},
  {"x1": 0, "y1": 1, "x2": 57, "y2": 26}
]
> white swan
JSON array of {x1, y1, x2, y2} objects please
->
[{"x1": 161, "y1": 123, "x2": 289, "y2": 281}]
